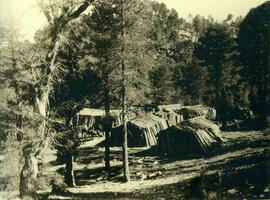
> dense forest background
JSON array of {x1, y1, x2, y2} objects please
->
[
  {"x1": 1, "y1": 1, "x2": 269, "y2": 121},
  {"x1": 0, "y1": 0, "x2": 270, "y2": 198}
]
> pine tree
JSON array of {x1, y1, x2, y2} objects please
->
[
  {"x1": 116, "y1": 0, "x2": 154, "y2": 182},
  {"x1": 238, "y1": 1, "x2": 270, "y2": 123},
  {"x1": 195, "y1": 22, "x2": 236, "y2": 121}
]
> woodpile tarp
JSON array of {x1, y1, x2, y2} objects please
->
[
  {"x1": 177, "y1": 105, "x2": 216, "y2": 120},
  {"x1": 110, "y1": 114, "x2": 169, "y2": 147},
  {"x1": 157, "y1": 117, "x2": 224, "y2": 157}
]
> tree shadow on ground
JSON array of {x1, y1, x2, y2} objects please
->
[{"x1": 75, "y1": 165, "x2": 123, "y2": 186}]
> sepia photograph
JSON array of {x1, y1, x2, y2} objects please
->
[{"x1": 0, "y1": 0, "x2": 269, "y2": 199}]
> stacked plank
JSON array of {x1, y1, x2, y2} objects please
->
[
  {"x1": 110, "y1": 114, "x2": 169, "y2": 147},
  {"x1": 154, "y1": 108, "x2": 184, "y2": 126},
  {"x1": 157, "y1": 117, "x2": 224, "y2": 157}
]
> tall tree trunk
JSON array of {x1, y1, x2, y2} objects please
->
[
  {"x1": 214, "y1": 64, "x2": 222, "y2": 122},
  {"x1": 121, "y1": 59, "x2": 130, "y2": 182},
  {"x1": 65, "y1": 151, "x2": 76, "y2": 187},
  {"x1": 121, "y1": 0, "x2": 130, "y2": 182},
  {"x1": 104, "y1": 70, "x2": 111, "y2": 173}
]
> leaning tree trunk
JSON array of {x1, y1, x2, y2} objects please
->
[
  {"x1": 19, "y1": 38, "x2": 59, "y2": 199},
  {"x1": 19, "y1": 1, "x2": 96, "y2": 198},
  {"x1": 19, "y1": 91, "x2": 49, "y2": 199}
]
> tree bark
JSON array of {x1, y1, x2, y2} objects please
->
[
  {"x1": 120, "y1": 0, "x2": 130, "y2": 182},
  {"x1": 19, "y1": 28, "x2": 64, "y2": 200},
  {"x1": 65, "y1": 151, "x2": 76, "y2": 187},
  {"x1": 19, "y1": 93, "x2": 48, "y2": 198},
  {"x1": 19, "y1": 1, "x2": 96, "y2": 198},
  {"x1": 19, "y1": 145, "x2": 39, "y2": 199},
  {"x1": 19, "y1": 0, "x2": 95, "y2": 198},
  {"x1": 104, "y1": 69, "x2": 111, "y2": 173},
  {"x1": 121, "y1": 59, "x2": 130, "y2": 182}
]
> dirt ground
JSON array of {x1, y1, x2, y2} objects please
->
[{"x1": 39, "y1": 129, "x2": 270, "y2": 200}]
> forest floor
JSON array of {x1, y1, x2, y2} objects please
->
[{"x1": 42, "y1": 129, "x2": 270, "y2": 200}]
